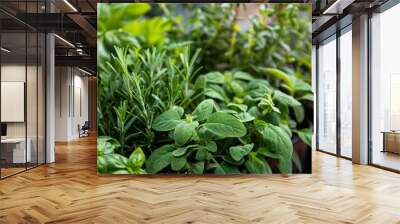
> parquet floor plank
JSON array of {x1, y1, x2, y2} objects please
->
[{"x1": 0, "y1": 136, "x2": 399, "y2": 223}]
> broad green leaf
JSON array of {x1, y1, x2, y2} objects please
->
[
  {"x1": 204, "y1": 112, "x2": 247, "y2": 138},
  {"x1": 280, "y1": 124, "x2": 292, "y2": 138},
  {"x1": 273, "y1": 90, "x2": 301, "y2": 107},
  {"x1": 204, "y1": 141, "x2": 217, "y2": 152},
  {"x1": 222, "y1": 154, "x2": 244, "y2": 166},
  {"x1": 190, "y1": 161, "x2": 205, "y2": 174},
  {"x1": 257, "y1": 123, "x2": 293, "y2": 173},
  {"x1": 257, "y1": 148, "x2": 281, "y2": 159},
  {"x1": 152, "y1": 109, "x2": 182, "y2": 131},
  {"x1": 230, "y1": 81, "x2": 244, "y2": 94},
  {"x1": 235, "y1": 112, "x2": 255, "y2": 123},
  {"x1": 194, "y1": 75, "x2": 206, "y2": 91},
  {"x1": 258, "y1": 124, "x2": 293, "y2": 156},
  {"x1": 297, "y1": 128, "x2": 312, "y2": 147},
  {"x1": 292, "y1": 150, "x2": 302, "y2": 172},
  {"x1": 259, "y1": 67, "x2": 293, "y2": 88},
  {"x1": 205, "y1": 72, "x2": 224, "y2": 84},
  {"x1": 192, "y1": 99, "x2": 214, "y2": 121},
  {"x1": 292, "y1": 78, "x2": 312, "y2": 93},
  {"x1": 97, "y1": 156, "x2": 108, "y2": 173},
  {"x1": 97, "y1": 136, "x2": 120, "y2": 156},
  {"x1": 227, "y1": 103, "x2": 248, "y2": 112},
  {"x1": 195, "y1": 148, "x2": 207, "y2": 161},
  {"x1": 171, "y1": 157, "x2": 187, "y2": 171},
  {"x1": 128, "y1": 147, "x2": 145, "y2": 169},
  {"x1": 293, "y1": 105, "x2": 305, "y2": 123},
  {"x1": 245, "y1": 153, "x2": 272, "y2": 174},
  {"x1": 146, "y1": 144, "x2": 176, "y2": 174},
  {"x1": 123, "y1": 17, "x2": 171, "y2": 45},
  {"x1": 233, "y1": 71, "x2": 253, "y2": 81},
  {"x1": 229, "y1": 144, "x2": 254, "y2": 161},
  {"x1": 172, "y1": 145, "x2": 197, "y2": 157},
  {"x1": 171, "y1": 106, "x2": 185, "y2": 117},
  {"x1": 205, "y1": 85, "x2": 228, "y2": 102},
  {"x1": 104, "y1": 154, "x2": 128, "y2": 172},
  {"x1": 278, "y1": 158, "x2": 292, "y2": 174},
  {"x1": 214, "y1": 162, "x2": 241, "y2": 174},
  {"x1": 298, "y1": 94, "x2": 314, "y2": 102},
  {"x1": 174, "y1": 121, "x2": 197, "y2": 146}
]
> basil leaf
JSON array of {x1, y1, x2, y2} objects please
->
[
  {"x1": 297, "y1": 128, "x2": 312, "y2": 147},
  {"x1": 104, "y1": 154, "x2": 128, "y2": 172},
  {"x1": 97, "y1": 136, "x2": 120, "y2": 156},
  {"x1": 229, "y1": 143, "x2": 254, "y2": 161},
  {"x1": 245, "y1": 153, "x2": 272, "y2": 174},
  {"x1": 127, "y1": 147, "x2": 146, "y2": 169},
  {"x1": 203, "y1": 112, "x2": 246, "y2": 138},
  {"x1": 293, "y1": 105, "x2": 305, "y2": 123}
]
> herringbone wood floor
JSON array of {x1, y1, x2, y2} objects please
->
[{"x1": 1, "y1": 136, "x2": 400, "y2": 224}]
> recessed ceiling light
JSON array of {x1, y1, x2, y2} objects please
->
[
  {"x1": 78, "y1": 67, "x2": 93, "y2": 76},
  {"x1": 54, "y1": 34, "x2": 75, "y2": 48},
  {"x1": 1, "y1": 47, "x2": 11, "y2": 53},
  {"x1": 63, "y1": 0, "x2": 78, "y2": 12}
]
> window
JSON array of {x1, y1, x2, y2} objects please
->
[
  {"x1": 317, "y1": 36, "x2": 337, "y2": 154},
  {"x1": 339, "y1": 27, "x2": 352, "y2": 158},
  {"x1": 370, "y1": 3, "x2": 400, "y2": 171}
]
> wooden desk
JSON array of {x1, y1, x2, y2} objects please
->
[{"x1": 382, "y1": 131, "x2": 400, "y2": 154}]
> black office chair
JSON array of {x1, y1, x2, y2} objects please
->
[{"x1": 78, "y1": 121, "x2": 90, "y2": 138}]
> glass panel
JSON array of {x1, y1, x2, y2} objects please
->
[
  {"x1": 27, "y1": 30, "x2": 38, "y2": 169},
  {"x1": 339, "y1": 28, "x2": 352, "y2": 158},
  {"x1": 1, "y1": 30, "x2": 27, "y2": 177},
  {"x1": 26, "y1": 0, "x2": 39, "y2": 169},
  {"x1": 317, "y1": 36, "x2": 337, "y2": 154},
  {"x1": 371, "y1": 4, "x2": 400, "y2": 171},
  {"x1": 38, "y1": 32, "x2": 45, "y2": 165}
]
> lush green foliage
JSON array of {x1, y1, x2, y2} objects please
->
[{"x1": 97, "y1": 3, "x2": 312, "y2": 174}]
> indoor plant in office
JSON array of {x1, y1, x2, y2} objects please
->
[{"x1": 97, "y1": 3, "x2": 312, "y2": 174}]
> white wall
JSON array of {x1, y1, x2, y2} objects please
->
[{"x1": 55, "y1": 67, "x2": 89, "y2": 141}]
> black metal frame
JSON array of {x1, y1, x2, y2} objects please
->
[
  {"x1": 366, "y1": 0, "x2": 400, "y2": 173},
  {"x1": 0, "y1": 0, "x2": 47, "y2": 180},
  {"x1": 315, "y1": 20, "x2": 353, "y2": 162},
  {"x1": 315, "y1": 0, "x2": 400, "y2": 172}
]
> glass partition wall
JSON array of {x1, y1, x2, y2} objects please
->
[
  {"x1": 0, "y1": 3, "x2": 46, "y2": 179},
  {"x1": 317, "y1": 35, "x2": 337, "y2": 155},
  {"x1": 370, "y1": 3, "x2": 400, "y2": 171},
  {"x1": 316, "y1": 26, "x2": 353, "y2": 159}
]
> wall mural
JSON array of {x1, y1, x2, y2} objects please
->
[{"x1": 97, "y1": 3, "x2": 313, "y2": 175}]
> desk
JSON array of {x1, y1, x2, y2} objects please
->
[
  {"x1": 382, "y1": 131, "x2": 400, "y2": 154},
  {"x1": 1, "y1": 138, "x2": 31, "y2": 163}
]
